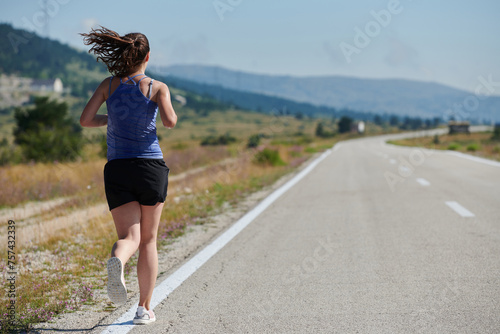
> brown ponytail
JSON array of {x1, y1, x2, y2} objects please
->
[{"x1": 81, "y1": 26, "x2": 150, "y2": 77}]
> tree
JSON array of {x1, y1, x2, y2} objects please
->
[
  {"x1": 315, "y1": 122, "x2": 325, "y2": 137},
  {"x1": 315, "y1": 122, "x2": 335, "y2": 138},
  {"x1": 338, "y1": 116, "x2": 353, "y2": 134},
  {"x1": 295, "y1": 112, "x2": 304, "y2": 120},
  {"x1": 492, "y1": 124, "x2": 500, "y2": 141},
  {"x1": 432, "y1": 117, "x2": 441, "y2": 128},
  {"x1": 247, "y1": 134, "x2": 261, "y2": 148},
  {"x1": 389, "y1": 115, "x2": 399, "y2": 127},
  {"x1": 14, "y1": 96, "x2": 83, "y2": 162}
]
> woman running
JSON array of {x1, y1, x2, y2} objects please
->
[{"x1": 80, "y1": 27, "x2": 177, "y2": 325}]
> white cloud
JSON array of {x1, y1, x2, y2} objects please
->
[{"x1": 81, "y1": 18, "x2": 100, "y2": 32}]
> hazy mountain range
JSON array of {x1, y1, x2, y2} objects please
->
[
  {"x1": 1, "y1": 22, "x2": 497, "y2": 123},
  {"x1": 156, "y1": 65, "x2": 500, "y2": 123}
]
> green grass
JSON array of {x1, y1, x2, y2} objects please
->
[
  {"x1": 447, "y1": 142, "x2": 461, "y2": 150},
  {"x1": 466, "y1": 143, "x2": 480, "y2": 151},
  {"x1": 388, "y1": 131, "x2": 500, "y2": 161}
]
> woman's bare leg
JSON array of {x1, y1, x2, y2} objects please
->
[
  {"x1": 137, "y1": 202, "x2": 164, "y2": 310},
  {"x1": 110, "y1": 201, "x2": 142, "y2": 264}
]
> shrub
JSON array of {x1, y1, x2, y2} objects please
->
[
  {"x1": 296, "y1": 135, "x2": 313, "y2": 145},
  {"x1": 447, "y1": 143, "x2": 461, "y2": 151},
  {"x1": 200, "y1": 133, "x2": 237, "y2": 146},
  {"x1": 247, "y1": 134, "x2": 261, "y2": 148},
  {"x1": 433, "y1": 134, "x2": 440, "y2": 145},
  {"x1": 254, "y1": 148, "x2": 286, "y2": 166},
  {"x1": 315, "y1": 122, "x2": 335, "y2": 138},
  {"x1": 466, "y1": 143, "x2": 480, "y2": 152},
  {"x1": 0, "y1": 145, "x2": 23, "y2": 165}
]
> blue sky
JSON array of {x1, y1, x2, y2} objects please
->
[{"x1": 1, "y1": 0, "x2": 499, "y2": 93}]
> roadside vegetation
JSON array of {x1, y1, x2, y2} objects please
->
[
  {"x1": 0, "y1": 23, "x2": 467, "y2": 332},
  {"x1": 0, "y1": 86, "x2": 376, "y2": 331},
  {"x1": 388, "y1": 131, "x2": 500, "y2": 162}
]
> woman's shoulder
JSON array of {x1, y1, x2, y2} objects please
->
[
  {"x1": 100, "y1": 76, "x2": 119, "y2": 99},
  {"x1": 100, "y1": 76, "x2": 114, "y2": 85},
  {"x1": 149, "y1": 78, "x2": 170, "y2": 93},
  {"x1": 95, "y1": 76, "x2": 115, "y2": 90},
  {"x1": 91, "y1": 76, "x2": 112, "y2": 97},
  {"x1": 148, "y1": 77, "x2": 167, "y2": 88},
  {"x1": 145, "y1": 78, "x2": 169, "y2": 103}
]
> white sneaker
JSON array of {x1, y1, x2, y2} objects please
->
[
  {"x1": 107, "y1": 257, "x2": 127, "y2": 305},
  {"x1": 133, "y1": 306, "x2": 156, "y2": 325}
]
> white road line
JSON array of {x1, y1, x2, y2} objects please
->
[
  {"x1": 416, "y1": 178, "x2": 430, "y2": 186},
  {"x1": 399, "y1": 166, "x2": 411, "y2": 174},
  {"x1": 445, "y1": 201, "x2": 475, "y2": 218},
  {"x1": 101, "y1": 147, "x2": 335, "y2": 334},
  {"x1": 447, "y1": 151, "x2": 500, "y2": 168}
]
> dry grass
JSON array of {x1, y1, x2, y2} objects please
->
[
  {"x1": 388, "y1": 131, "x2": 500, "y2": 161},
  {"x1": 0, "y1": 145, "x2": 232, "y2": 209},
  {"x1": 0, "y1": 160, "x2": 105, "y2": 208},
  {"x1": 0, "y1": 139, "x2": 335, "y2": 332}
]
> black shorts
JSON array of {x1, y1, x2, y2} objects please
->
[{"x1": 104, "y1": 158, "x2": 170, "y2": 211}]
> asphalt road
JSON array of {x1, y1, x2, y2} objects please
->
[{"x1": 103, "y1": 130, "x2": 500, "y2": 333}]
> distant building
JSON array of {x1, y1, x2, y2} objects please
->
[
  {"x1": 30, "y1": 78, "x2": 63, "y2": 93},
  {"x1": 0, "y1": 75, "x2": 63, "y2": 94},
  {"x1": 448, "y1": 121, "x2": 470, "y2": 134},
  {"x1": 0, "y1": 75, "x2": 64, "y2": 109},
  {"x1": 351, "y1": 121, "x2": 365, "y2": 134}
]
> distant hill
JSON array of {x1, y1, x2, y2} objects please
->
[
  {"x1": 0, "y1": 23, "x2": 378, "y2": 122},
  {"x1": 0, "y1": 23, "x2": 471, "y2": 125},
  {"x1": 0, "y1": 23, "x2": 107, "y2": 98},
  {"x1": 157, "y1": 65, "x2": 500, "y2": 123},
  {"x1": 154, "y1": 74, "x2": 376, "y2": 121}
]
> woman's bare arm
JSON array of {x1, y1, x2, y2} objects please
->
[
  {"x1": 156, "y1": 82, "x2": 177, "y2": 129},
  {"x1": 80, "y1": 78, "x2": 109, "y2": 128}
]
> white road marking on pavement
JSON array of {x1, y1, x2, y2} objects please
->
[
  {"x1": 399, "y1": 166, "x2": 411, "y2": 174},
  {"x1": 101, "y1": 146, "x2": 336, "y2": 334},
  {"x1": 416, "y1": 178, "x2": 430, "y2": 186},
  {"x1": 445, "y1": 201, "x2": 475, "y2": 218},
  {"x1": 447, "y1": 151, "x2": 500, "y2": 168}
]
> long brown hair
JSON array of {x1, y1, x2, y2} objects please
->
[{"x1": 81, "y1": 27, "x2": 150, "y2": 77}]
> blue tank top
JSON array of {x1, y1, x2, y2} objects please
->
[{"x1": 106, "y1": 74, "x2": 163, "y2": 161}]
